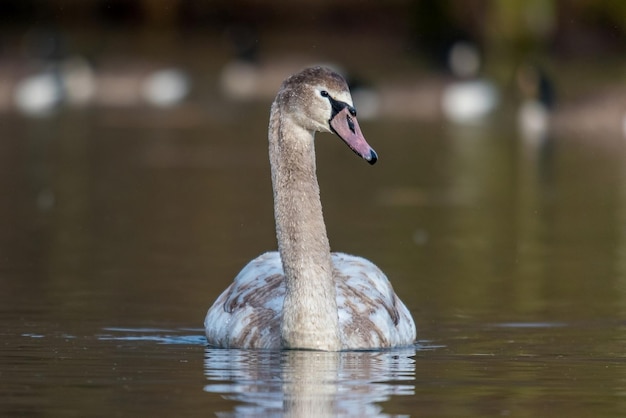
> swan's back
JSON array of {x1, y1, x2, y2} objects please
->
[{"x1": 204, "y1": 252, "x2": 416, "y2": 350}]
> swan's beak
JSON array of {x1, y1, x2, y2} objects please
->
[{"x1": 329, "y1": 107, "x2": 378, "y2": 165}]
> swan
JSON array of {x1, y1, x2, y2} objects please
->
[{"x1": 204, "y1": 67, "x2": 416, "y2": 351}]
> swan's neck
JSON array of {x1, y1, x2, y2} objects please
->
[{"x1": 268, "y1": 102, "x2": 341, "y2": 350}]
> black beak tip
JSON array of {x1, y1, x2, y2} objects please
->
[{"x1": 367, "y1": 149, "x2": 378, "y2": 165}]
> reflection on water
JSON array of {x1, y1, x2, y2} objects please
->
[
  {"x1": 204, "y1": 347, "x2": 417, "y2": 417},
  {"x1": 98, "y1": 327, "x2": 207, "y2": 345}
]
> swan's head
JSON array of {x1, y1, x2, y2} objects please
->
[{"x1": 278, "y1": 66, "x2": 378, "y2": 165}]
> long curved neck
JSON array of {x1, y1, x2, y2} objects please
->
[{"x1": 268, "y1": 101, "x2": 341, "y2": 350}]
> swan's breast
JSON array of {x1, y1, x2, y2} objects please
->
[{"x1": 204, "y1": 252, "x2": 416, "y2": 349}]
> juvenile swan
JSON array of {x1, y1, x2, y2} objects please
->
[{"x1": 205, "y1": 67, "x2": 416, "y2": 350}]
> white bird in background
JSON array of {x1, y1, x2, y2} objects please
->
[{"x1": 441, "y1": 41, "x2": 499, "y2": 124}]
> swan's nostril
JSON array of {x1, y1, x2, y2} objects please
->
[{"x1": 347, "y1": 115, "x2": 355, "y2": 134}]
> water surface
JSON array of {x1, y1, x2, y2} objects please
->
[{"x1": 2, "y1": 108, "x2": 626, "y2": 416}]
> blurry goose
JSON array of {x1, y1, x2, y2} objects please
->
[
  {"x1": 516, "y1": 63, "x2": 555, "y2": 142},
  {"x1": 95, "y1": 64, "x2": 189, "y2": 108},
  {"x1": 13, "y1": 69, "x2": 64, "y2": 116},
  {"x1": 141, "y1": 68, "x2": 189, "y2": 107},
  {"x1": 353, "y1": 42, "x2": 497, "y2": 123},
  {"x1": 205, "y1": 67, "x2": 416, "y2": 351},
  {"x1": 9, "y1": 59, "x2": 188, "y2": 114},
  {"x1": 516, "y1": 63, "x2": 626, "y2": 139},
  {"x1": 441, "y1": 41, "x2": 499, "y2": 124}
]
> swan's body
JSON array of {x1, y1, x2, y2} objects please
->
[
  {"x1": 205, "y1": 67, "x2": 416, "y2": 350},
  {"x1": 206, "y1": 252, "x2": 415, "y2": 349}
]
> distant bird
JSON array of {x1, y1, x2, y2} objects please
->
[
  {"x1": 13, "y1": 70, "x2": 63, "y2": 116},
  {"x1": 516, "y1": 63, "x2": 555, "y2": 142},
  {"x1": 10, "y1": 58, "x2": 189, "y2": 115},
  {"x1": 441, "y1": 41, "x2": 499, "y2": 124},
  {"x1": 141, "y1": 68, "x2": 190, "y2": 107}
]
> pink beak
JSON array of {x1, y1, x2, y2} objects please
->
[{"x1": 329, "y1": 107, "x2": 378, "y2": 165}]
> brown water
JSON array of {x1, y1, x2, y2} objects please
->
[{"x1": 2, "y1": 107, "x2": 626, "y2": 417}]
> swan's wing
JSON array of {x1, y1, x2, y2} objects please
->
[
  {"x1": 205, "y1": 252, "x2": 285, "y2": 349},
  {"x1": 332, "y1": 253, "x2": 416, "y2": 348}
]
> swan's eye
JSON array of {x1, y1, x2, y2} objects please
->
[{"x1": 320, "y1": 90, "x2": 329, "y2": 98}]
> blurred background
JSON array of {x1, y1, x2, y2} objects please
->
[{"x1": 0, "y1": 0, "x2": 624, "y2": 120}]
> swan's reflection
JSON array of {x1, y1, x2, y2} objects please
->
[{"x1": 203, "y1": 347, "x2": 416, "y2": 417}]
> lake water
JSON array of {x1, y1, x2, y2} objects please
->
[{"x1": 2, "y1": 105, "x2": 626, "y2": 417}]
